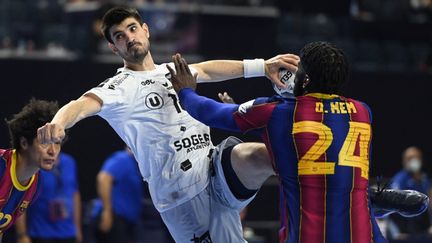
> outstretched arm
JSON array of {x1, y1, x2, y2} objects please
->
[
  {"x1": 188, "y1": 53, "x2": 299, "y2": 88},
  {"x1": 180, "y1": 88, "x2": 240, "y2": 132},
  {"x1": 169, "y1": 54, "x2": 274, "y2": 134},
  {"x1": 37, "y1": 94, "x2": 102, "y2": 144}
]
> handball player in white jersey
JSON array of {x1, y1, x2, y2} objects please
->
[{"x1": 37, "y1": 7, "x2": 298, "y2": 242}]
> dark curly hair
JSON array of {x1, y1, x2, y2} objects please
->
[
  {"x1": 5, "y1": 99, "x2": 59, "y2": 151},
  {"x1": 101, "y1": 6, "x2": 143, "y2": 44},
  {"x1": 300, "y1": 41, "x2": 349, "y2": 95}
]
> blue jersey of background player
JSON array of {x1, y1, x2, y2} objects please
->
[
  {"x1": 171, "y1": 42, "x2": 387, "y2": 243},
  {"x1": 15, "y1": 152, "x2": 82, "y2": 242}
]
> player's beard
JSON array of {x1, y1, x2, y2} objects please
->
[
  {"x1": 124, "y1": 42, "x2": 149, "y2": 64},
  {"x1": 128, "y1": 46, "x2": 148, "y2": 63}
]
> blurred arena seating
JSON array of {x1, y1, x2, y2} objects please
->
[{"x1": 0, "y1": 1, "x2": 431, "y2": 242}]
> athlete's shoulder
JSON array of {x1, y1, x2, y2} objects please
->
[
  {"x1": 59, "y1": 152, "x2": 77, "y2": 167},
  {"x1": 96, "y1": 68, "x2": 136, "y2": 90},
  {"x1": 237, "y1": 95, "x2": 295, "y2": 114},
  {"x1": 342, "y1": 96, "x2": 373, "y2": 120},
  {"x1": 342, "y1": 96, "x2": 371, "y2": 110},
  {"x1": 105, "y1": 150, "x2": 131, "y2": 165}
]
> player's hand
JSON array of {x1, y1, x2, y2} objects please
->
[
  {"x1": 99, "y1": 209, "x2": 113, "y2": 233},
  {"x1": 265, "y1": 54, "x2": 300, "y2": 89},
  {"x1": 37, "y1": 123, "x2": 66, "y2": 144},
  {"x1": 218, "y1": 92, "x2": 236, "y2": 104},
  {"x1": 168, "y1": 53, "x2": 198, "y2": 93}
]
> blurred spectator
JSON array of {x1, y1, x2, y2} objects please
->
[
  {"x1": 352, "y1": 0, "x2": 412, "y2": 21},
  {"x1": 390, "y1": 146, "x2": 432, "y2": 239},
  {"x1": 1, "y1": 37, "x2": 13, "y2": 49},
  {"x1": 15, "y1": 152, "x2": 83, "y2": 243},
  {"x1": 410, "y1": 0, "x2": 432, "y2": 22},
  {"x1": 91, "y1": 147, "x2": 144, "y2": 243}
]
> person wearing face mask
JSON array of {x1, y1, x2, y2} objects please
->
[{"x1": 390, "y1": 146, "x2": 432, "y2": 239}]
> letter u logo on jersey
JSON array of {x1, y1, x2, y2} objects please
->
[
  {"x1": 0, "y1": 212, "x2": 12, "y2": 228},
  {"x1": 145, "y1": 92, "x2": 164, "y2": 110}
]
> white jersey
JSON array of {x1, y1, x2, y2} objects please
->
[{"x1": 86, "y1": 64, "x2": 213, "y2": 212}]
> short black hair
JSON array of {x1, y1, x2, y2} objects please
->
[
  {"x1": 101, "y1": 6, "x2": 143, "y2": 44},
  {"x1": 5, "y1": 99, "x2": 59, "y2": 150},
  {"x1": 300, "y1": 41, "x2": 349, "y2": 95}
]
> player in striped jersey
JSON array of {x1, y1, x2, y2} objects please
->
[
  {"x1": 172, "y1": 42, "x2": 390, "y2": 243},
  {"x1": 0, "y1": 99, "x2": 61, "y2": 242}
]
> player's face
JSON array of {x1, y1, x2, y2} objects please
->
[
  {"x1": 109, "y1": 17, "x2": 150, "y2": 64},
  {"x1": 27, "y1": 138, "x2": 61, "y2": 171}
]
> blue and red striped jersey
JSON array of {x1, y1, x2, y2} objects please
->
[
  {"x1": 179, "y1": 89, "x2": 386, "y2": 243},
  {"x1": 0, "y1": 149, "x2": 39, "y2": 233}
]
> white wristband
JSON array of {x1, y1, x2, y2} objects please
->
[{"x1": 243, "y1": 59, "x2": 265, "y2": 78}]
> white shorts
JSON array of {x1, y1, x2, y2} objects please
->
[{"x1": 160, "y1": 137, "x2": 256, "y2": 243}]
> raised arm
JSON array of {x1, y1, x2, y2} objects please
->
[
  {"x1": 180, "y1": 88, "x2": 240, "y2": 132},
  {"x1": 189, "y1": 53, "x2": 299, "y2": 88},
  {"x1": 37, "y1": 94, "x2": 102, "y2": 144}
]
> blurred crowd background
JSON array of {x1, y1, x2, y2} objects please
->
[
  {"x1": 1, "y1": 0, "x2": 432, "y2": 72},
  {"x1": 0, "y1": 0, "x2": 432, "y2": 242}
]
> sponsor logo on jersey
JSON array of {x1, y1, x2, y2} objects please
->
[
  {"x1": 165, "y1": 72, "x2": 171, "y2": 80},
  {"x1": 191, "y1": 231, "x2": 212, "y2": 243},
  {"x1": 141, "y1": 79, "x2": 155, "y2": 86},
  {"x1": 109, "y1": 74, "x2": 130, "y2": 89},
  {"x1": 174, "y1": 133, "x2": 211, "y2": 153},
  {"x1": 97, "y1": 78, "x2": 109, "y2": 88},
  {"x1": 145, "y1": 93, "x2": 164, "y2": 110},
  {"x1": 180, "y1": 159, "x2": 192, "y2": 172},
  {"x1": 97, "y1": 74, "x2": 130, "y2": 90},
  {"x1": 161, "y1": 81, "x2": 173, "y2": 90},
  {"x1": 19, "y1": 200, "x2": 29, "y2": 212}
]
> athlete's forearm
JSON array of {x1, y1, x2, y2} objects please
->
[
  {"x1": 191, "y1": 60, "x2": 244, "y2": 83},
  {"x1": 179, "y1": 88, "x2": 240, "y2": 132},
  {"x1": 52, "y1": 95, "x2": 101, "y2": 129}
]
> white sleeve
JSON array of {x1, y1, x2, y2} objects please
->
[{"x1": 85, "y1": 74, "x2": 135, "y2": 120}]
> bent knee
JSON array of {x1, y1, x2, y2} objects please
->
[{"x1": 231, "y1": 143, "x2": 274, "y2": 175}]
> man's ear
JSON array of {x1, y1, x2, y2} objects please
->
[
  {"x1": 20, "y1": 137, "x2": 29, "y2": 150},
  {"x1": 303, "y1": 74, "x2": 311, "y2": 88},
  {"x1": 108, "y1": 42, "x2": 118, "y2": 55},
  {"x1": 142, "y1": 23, "x2": 150, "y2": 38}
]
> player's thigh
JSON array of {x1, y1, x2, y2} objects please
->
[
  {"x1": 230, "y1": 142, "x2": 274, "y2": 188},
  {"x1": 160, "y1": 188, "x2": 211, "y2": 243},
  {"x1": 209, "y1": 198, "x2": 247, "y2": 243}
]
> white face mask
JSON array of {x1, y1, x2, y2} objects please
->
[{"x1": 406, "y1": 158, "x2": 422, "y2": 173}]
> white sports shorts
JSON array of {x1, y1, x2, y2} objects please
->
[{"x1": 160, "y1": 136, "x2": 256, "y2": 243}]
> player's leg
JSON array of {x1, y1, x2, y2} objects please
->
[
  {"x1": 230, "y1": 142, "x2": 275, "y2": 191},
  {"x1": 203, "y1": 137, "x2": 274, "y2": 242},
  {"x1": 159, "y1": 187, "x2": 212, "y2": 242},
  {"x1": 211, "y1": 137, "x2": 274, "y2": 208}
]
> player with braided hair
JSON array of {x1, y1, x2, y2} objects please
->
[{"x1": 171, "y1": 41, "x2": 409, "y2": 243}]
